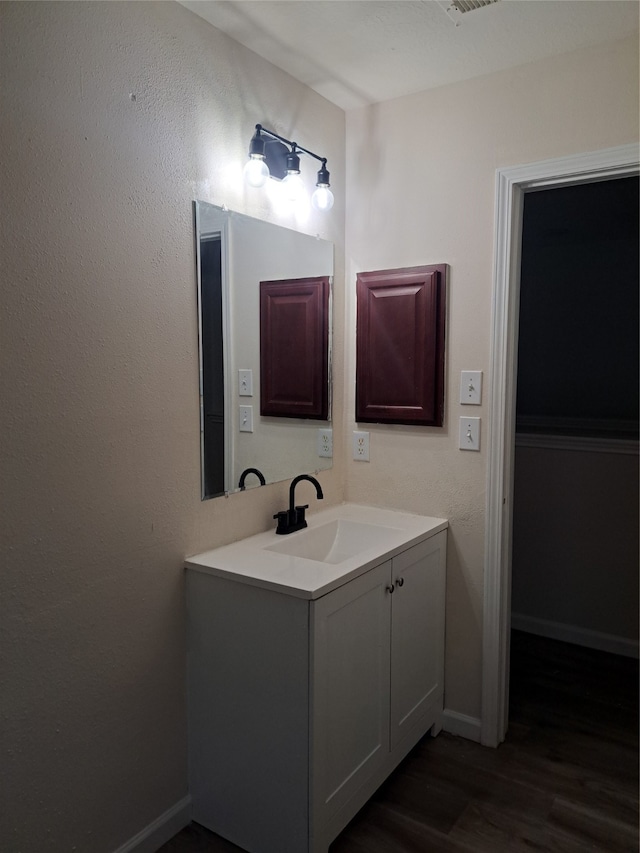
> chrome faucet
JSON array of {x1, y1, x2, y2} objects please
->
[
  {"x1": 238, "y1": 467, "x2": 266, "y2": 491},
  {"x1": 274, "y1": 474, "x2": 324, "y2": 535}
]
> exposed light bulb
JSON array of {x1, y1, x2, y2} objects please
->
[
  {"x1": 312, "y1": 162, "x2": 334, "y2": 212},
  {"x1": 311, "y1": 185, "x2": 334, "y2": 212},
  {"x1": 243, "y1": 155, "x2": 269, "y2": 188},
  {"x1": 281, "y1": 172, "x2": 306, "y2": 203}
]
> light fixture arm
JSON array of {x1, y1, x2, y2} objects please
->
[{"x1": 254, "y1": 124, "x2": 327, "y2": 167}]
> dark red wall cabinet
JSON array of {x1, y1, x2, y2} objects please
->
[
  {"x1": 260, "y1": 276, "x2": 330, "y2": 420},
  {"x1": 356, "y1": 265, "x2": 447, "y2": 426}
]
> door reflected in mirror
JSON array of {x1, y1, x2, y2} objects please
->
[{"x1": 195, "y1": 202, "x2": 333, "y2": 499}]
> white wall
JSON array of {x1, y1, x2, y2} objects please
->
[
  {"x1": 0, "y1": 3, "x2": 345, "y2": 851},
  {"x1": 346, "y1": 35, "x2": 639, "y2": 721}
]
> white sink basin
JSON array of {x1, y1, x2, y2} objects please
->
[
  {"x1": 186, "y1": 503, "x2": 448, "y2": 599},
  {"x1": 264, "y1": 519, "x2": 401, "y2": 565}
]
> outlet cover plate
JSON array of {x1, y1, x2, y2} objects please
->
[
  {"x1": 317, "y1": 428, "x2": 333, "y2": 458},
  {"x1": 353, "y1": 430, "x2": 370, "y2": 461}
]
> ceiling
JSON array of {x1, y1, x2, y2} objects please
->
[{"x1": 179, "y1": 0, "x2": 639, "y2": 110}]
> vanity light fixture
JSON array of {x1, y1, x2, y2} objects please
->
[
  {"x1": 281, "y1": 145, "x2": 305, "y2": 202},
  {"x1": 243, "y1": 124, "x2": 334, "y2": 212},
  {"x1": 243, "y1": 128, "x2": 270, "y2": 188}
]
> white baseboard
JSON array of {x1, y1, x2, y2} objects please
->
[
  {"x1": 512, "y1": 613, "x2": 639, "y2": 659},
  {"x1": 442, "y1": 709, "x2": 482, "y2": 743},
  {"x1": 113, "y1": 795, "x2": 192, "y2": 853}
]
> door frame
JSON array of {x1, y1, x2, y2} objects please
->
[{"x1": 481, "y1": 143, "x2": 639, "y2": 748}]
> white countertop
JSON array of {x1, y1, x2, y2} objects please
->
[{"x1": 185, "y1": 503, "x2": 448, "y2": 599}]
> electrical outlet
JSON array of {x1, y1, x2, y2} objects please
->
[
  {"x1": 353, "y1": 430, "x2": 370, "y2": 461},
  {"x1": 317, "y1": 428, "x2": 333, "y2": 458}
]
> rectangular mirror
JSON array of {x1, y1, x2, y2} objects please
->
[{"x1": 195, "y1": 201, "x2": 333, "y2": 499}]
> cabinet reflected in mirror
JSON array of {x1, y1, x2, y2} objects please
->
[{"x1": 195, "y1": 202, "x2": 333, "y2": 499}]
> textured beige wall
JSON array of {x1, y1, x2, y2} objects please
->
[
  {"x1": 346, "y1": 35, "x2": 639, "y2": 720},
  {"x1": 0, "y1": 3, "x2": 345, "y2": 851}
]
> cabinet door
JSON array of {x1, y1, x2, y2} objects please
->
[
  {"x1": 390, "y1": 533, "x2": 446, "y2": 751},
  {"x1": 356, "y1": 265, "x2": 446, "y2": 426},
  {"x1": 260, "y1": 276, "x2": 330, "y2": 419},
  {"x1": 310, "y1": 562, "x2": 391, "y2": 826}
]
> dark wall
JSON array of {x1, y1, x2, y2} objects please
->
[{"x1": 516, "y1": 177, "x2": 639, "y2": 434}]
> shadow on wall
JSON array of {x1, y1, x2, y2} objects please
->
[{"x1": 443, "y1": 532, "x2": 483, "y2": 714}]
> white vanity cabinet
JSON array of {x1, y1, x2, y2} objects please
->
[
  {"x1": 310, "y1": 534, "x2": 445, "y2": 848},
  {"x1": 186, "y1": 510, "x2": 446, "y2": 853}
]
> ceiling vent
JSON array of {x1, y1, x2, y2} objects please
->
[
  {"x1": 451, "y1": 0, "x2": 500, "y2": 12},
  {"x1": 438, "y1": 0, "x2": 501, "y2": 25}
]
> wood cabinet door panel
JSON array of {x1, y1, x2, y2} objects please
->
[
  {"x1": 260, "y1": 276, "x2": 330, "y2": 419},
  {"x1": 356, "y1": 265, "x2": 446, "y2": 426}
]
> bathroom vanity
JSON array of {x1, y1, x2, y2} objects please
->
[{"x1": 185, "y1": 504, "x2": 447, "y2": 853}]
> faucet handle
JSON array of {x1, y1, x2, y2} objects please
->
[
  {"x1": 273, "y1": 511, "x2": 289, "y2": 534},
  {"x1": 295, "y1": 505, "x2": 309, "y2": 525}
]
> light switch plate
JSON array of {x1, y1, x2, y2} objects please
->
[
  {"x1": 238, "y1": 369, "x2": 253, "y2": 397},
  {"x1": 239, "y1": 405, "x2": 253, "y2": 433},
  {"x1": 459, "y1": 416, "x2": 480, "y2": 451},
  {"x1": 460, "y1": 371, "x2": 482, "y2": 405}
]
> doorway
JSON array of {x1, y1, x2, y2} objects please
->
[
  {"x1": 511, "y1": 178, "x2": 638, "y2": 655},
  {"x1": 199, "y1": 233, "x2": 225, "y2": 498},
  {"x1": 481, "y1": 144, "x2": 639, "y2": 748}
]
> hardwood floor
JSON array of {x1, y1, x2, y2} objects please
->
[{"x1": 159, "y1": 631, "x2": 638, "y2": 852}]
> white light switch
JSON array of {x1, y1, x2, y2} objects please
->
[
  {"x1": 238, "y1": 369, "x2": 253, "y2": 397},
  {"x1": 239, "y1": 405, "x2": 253, "y2": 433},
  {"x1": 460, "y1": 371, "x2": 482, "y2": 405},
  {"x1": 459, "y1": 416, "x2": 480, "y2": 451}
]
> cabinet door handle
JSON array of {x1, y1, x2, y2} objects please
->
[
  {"x1": 386, "y1": 584, "x2": 395, "y2": 594},
  {"x1": 396, "y1": 577, "x2": 405, "y2": 587}
]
